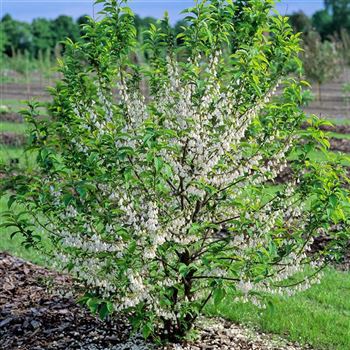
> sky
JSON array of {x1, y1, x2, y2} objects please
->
[{"x1": 1, "y1": 1, "x2": 325, "y2": 23}]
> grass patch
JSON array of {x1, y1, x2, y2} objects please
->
[
  {"x1": 329, "y1": 118, "x2": 350, "y2": 126},
  {"x1": 207, "y1": 268, "x2": 350, "y2": 350},
  {"x1": 330, "y1": 132, "x2": 350, "y2": 141},
  {"x1": 290, "y1": 149, "x2": 350, "y2": 167},
  {"x1": 0, "y1": 99, "x2": 27, "y2": 111},
  {"x1": 309, "y1": 149, "x2": 350, "y2": 166},
  {"x1": 0, "y1": 99, "x2": 48, "y2": 115},
  {"x1": 0, "y1": 122, "x2": 28, "y2": 133},
  {"x1": 0, "y1": 146, "x2": 37, "y2": 170},
  {"x1": 0, "y1": 196, "x2": 47, "y2": 265}
]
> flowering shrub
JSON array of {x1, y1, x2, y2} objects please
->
[{"x1": 2, "y1": 0, "x2": 350, "y2": 341}]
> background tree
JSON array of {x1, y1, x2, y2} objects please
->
[
  {"x1": 51, "y1": 15, "x2": 80, "y2": 44},
  {"x1": 1, "y1": 14, "x2": 32, "y2": 56},
  {"x1": 0, "y1": 22, "x2": 8, "y2": 57},
  {"x1": 289, "y1": 11, "x2": 312, "y2": 35},
  {"x1": 134, "y1": 14, "x2": 157, "y2": 33},
  {"x1": 325, "y1": 0, "x2": 350, "y2": 33},
  {"x1": 302, "y1": 31, "x2": 341, "y2": 101},
  {"x1": 312, "y1": 9, "x2": 333, "y2": 39},
  {"x1": 31, "y1": 18, "x2": 54, "y2": 57}
]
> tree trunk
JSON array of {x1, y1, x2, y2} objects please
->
[{"x1": 317, "y1": 81, "x2": 322, "y2": 103}]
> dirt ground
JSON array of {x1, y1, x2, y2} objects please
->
[{"x1": 0, "y1": 253, "x2": 312, "y2": 350}]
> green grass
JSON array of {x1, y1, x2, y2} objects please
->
[
  {"x1": 0, "y1": 196, "x2": 47, "y2": 265},
  {"x1": 0, "y1": 99, "x2": 27, "y2": 111},
  {"x1": 330, "y1": 118, "x2": 350, "y2": 126},
  {"x1": 207, "y1": 269, "x2": 350, "y2": 350},
  {"x1": 311, "y1": 150, "x2": 350, "y2": 166},
  {"x1": 0, "y1": 122, "x2": 28, "y2": 133},
  {"x1": 0, "y1": 146, "x2": 42, "y2": 264},
  {"x1": 0, "y1": 146, "x2": 37, "y2": 170},
  {"x1": 0, "y1": 98, "x2": 47, "y2": 115},
  {"x1": 330, "y1": 132, "x2": 350, "y2": 141}
]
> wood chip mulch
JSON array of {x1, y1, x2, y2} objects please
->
[
  {"x1": 0, "y1": 252, "x2": 311, "y2": 350},
  {"x1": 0, "y1": 253, "x2": 131, "y2": 350},
  {"x1": 0, "y1": 132, "x2": 27, "y2": 147}
]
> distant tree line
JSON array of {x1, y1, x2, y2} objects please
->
[
  {"x1": 0, "y1": 13, "x2": 187, "y2": 59},
  {"x1": 1, "y1": 14, "x2": 84, "y2": 57}
]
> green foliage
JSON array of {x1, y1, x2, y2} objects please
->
[
  {"x1": 302, "y1": 31, "x2": 341, "y2": 100},
  {"x1": 1, "y1": 13, "x2": 84, "y2": 59},
  {"x1": 31, "y1": 18, "x2": 55, "y2": 57},
  {"x1": 288, "y1": 11, "x2": 312, "y2": 35},
  {"x1": 325, "y1": 0, "x2": 350, "y2": 33},
  {"x1": 1, "y1": 0, "x2": 350, "y2": 342},
  {"x1": 312, "y1": 1, "x2": 350, "y2": 38},
  {"x1": 52, "y1": 15, "x2": 80, "y2": 45},
  {"x1": 312, "y1": 9, "x2": 333, "y2": 39},
  {"x1": 0, "y1": 11, "x2": 172, "y2": 61},
  {"x1": 1, "y1": 14, "x2": 32, "y2": 56},
  {"x1": 0, "y1": 22, "x2": 7, "y2": 56}
]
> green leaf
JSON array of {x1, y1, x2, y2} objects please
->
[
  {"x1": 142, "y1": 323, "x2": 153, "y2": 339},
  {"x1": 7, "y1": 195, "x2": 17, "y2": 209},
  {"x1": 121, "y1": 6, "x2": 134, "y2": 16},
  {"x1": 63, "y1": 194, "x2": 74, "y2": 206},
  {"x1": 87, "y1": 298, "x2": 100, "y2": 314},
  {"x1": 179, "y1": 264, "x2": 190, "y2": 277},
  {"x1": 213, "y1": 288, "x2": 226, "y2": 305},
  {"x1": 154, "y1": 157, "x2": 163, "y2": 172},
  {"x1": 99, "y1": 303, "x2": 110, "y2": 320}
]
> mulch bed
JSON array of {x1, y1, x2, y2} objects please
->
[
  {"x1": 318, "y1": 124, "x2": 350, "y2": 135},
  {"x1": 0, "y1": 253, "x2": 131, "y2": 350},
  {"x1": 0, "y1": 132, "x2": 28, "y2": 147},
  {"x1": 0, "y1": 112, "x2": 24, "y2": 123},
  {"x1": 329, "y1": 138, "x2": 350, "y2": 153},
  {"x1": 0, "y1": 252, "x2": 311, "y2": 350}
]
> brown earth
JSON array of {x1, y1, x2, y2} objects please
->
[
  {"x1": 1, "y1": 82, "x2": 51, "y2": 102},
  {"x1": 0, "y1": 253, "x2": 131, "y2": 350},
  {"x1": 0, "y1": 132, "x2": 27, "y2": 147},
  {"x1": 303, "y1": 68, "x2": 350, "y2": 120},
  {"x1": 0, "y1": 253, "x2": 311, "y2": 350},
  {"x1": 0, "y1": 112, "x2": 24, "y2": 123}
]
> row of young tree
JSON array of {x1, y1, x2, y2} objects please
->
[
  {"x1": 286, "y1": 1, "x2": 350, "y2": 101},
  {"x1": 1, "y1": 0, "x2": 349, "y2": 59}
]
